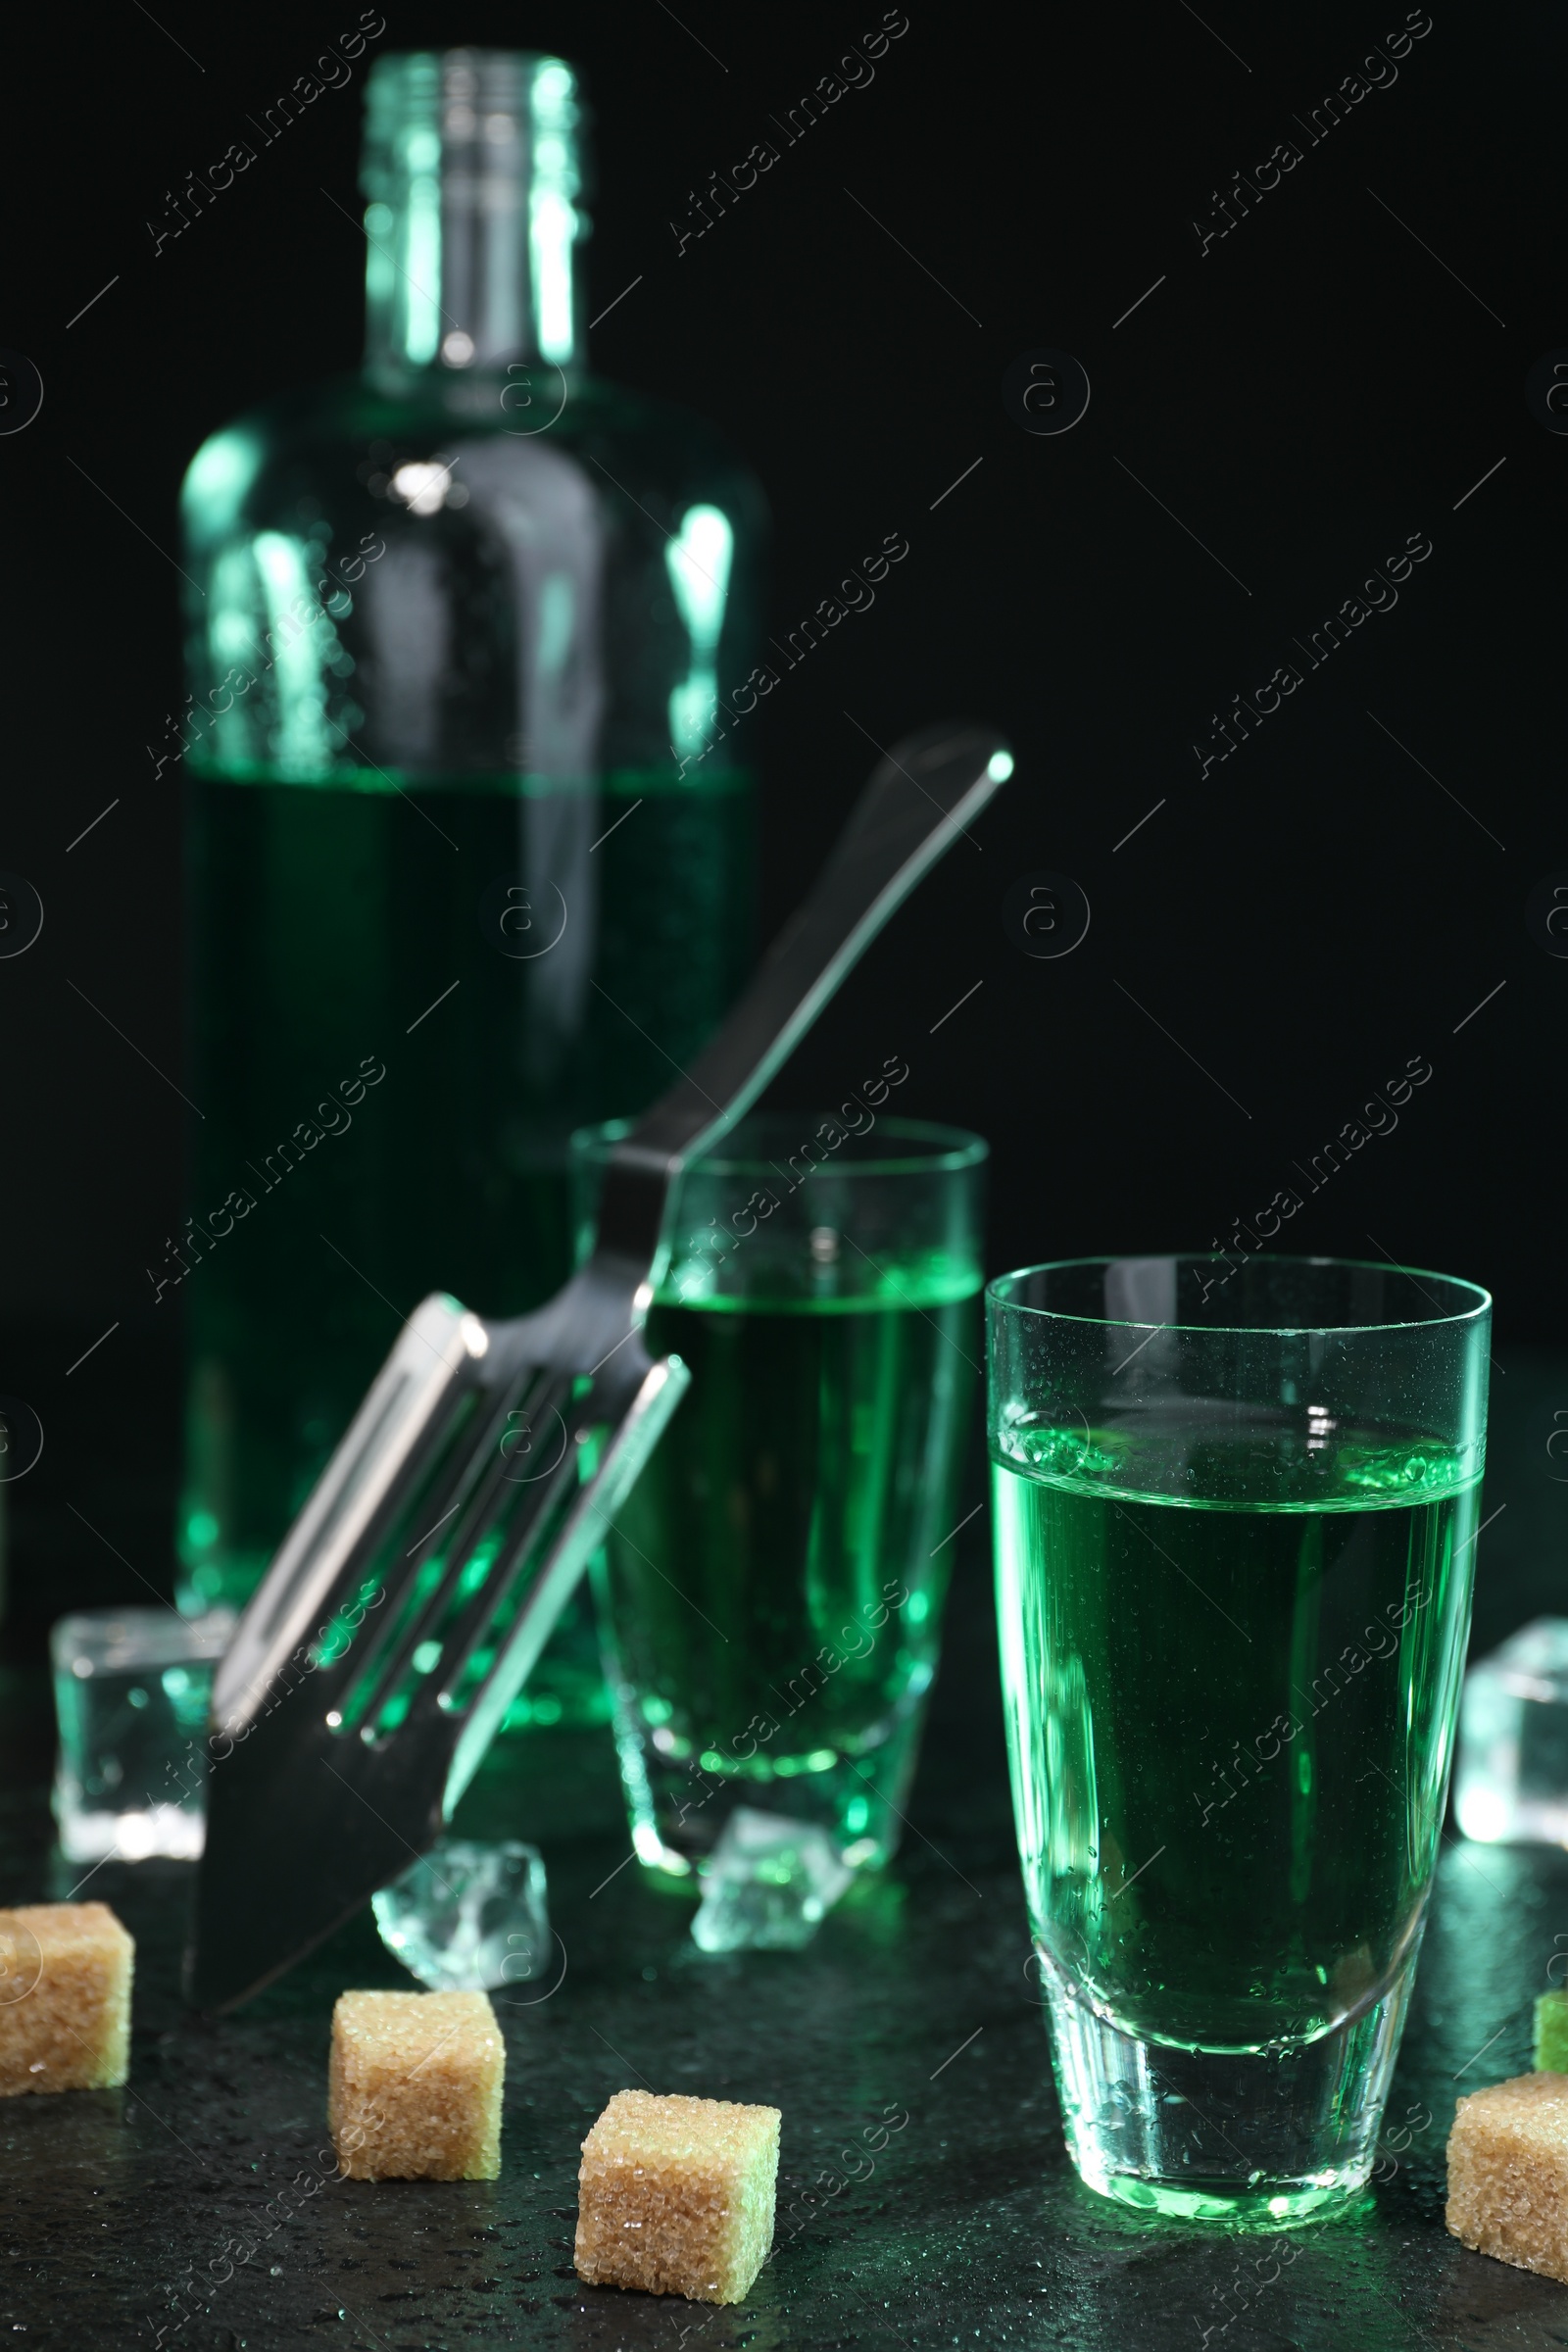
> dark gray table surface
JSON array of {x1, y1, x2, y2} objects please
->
[{"x1": 3, "y1": 1343, "x2": 1568, "y2": 2352}]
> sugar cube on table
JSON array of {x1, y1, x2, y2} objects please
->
[
  {"x1": 1536, "y1": 1990, "x2": 1568, "y2": 2073},
  {"x1": 1447, "y1": 2072, "x2": 1568, "y2": 2281},
  {"x1": 328, "y1": 1989, "x2": 503, "y2": 2180},
  {"x1": 575, "y1": 2088, "x2": 780, "y2": 2305},
  {"x1": 0, "y1": 1902, "x2": 134, "y2": 2096}
]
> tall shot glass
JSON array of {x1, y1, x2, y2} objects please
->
[{"x1": 988, "y1": 1254, "x2": 1491, "y2": 2224}]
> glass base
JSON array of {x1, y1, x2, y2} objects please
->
[
  {"x1": 1038, "y1": 1940, "x2": 1420, "y2": 2225},
  {"x1": 614, "y1": 1699, "x2": 929, "y2": 1884}
]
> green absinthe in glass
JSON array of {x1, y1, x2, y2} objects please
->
[
  {"x1": 175, "y1": 50, "x2": 766, "y2": 1664},
  {"x1": 606, "y1": 1271, "x2": 979, "y2": 1870},
  {"x1": 993, "y1": 1417, "x2": 1478, "y2": 2058}
]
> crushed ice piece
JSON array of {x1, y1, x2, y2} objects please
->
[
  {"x1": 1457, "y1": 1619, "x2": 1568, "y2": 1846},
  {"x1": 372, "y1": 1838, "x2": 550, "y2": 1990},
  {"x1": 50, "y1": 1606, "x2": 232, "y2": 1864},
  {"x1": 691, "y1": 1807, "x2": 853, "y2": 1954}
]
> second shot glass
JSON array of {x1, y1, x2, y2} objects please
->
[{"x1": 574, "y1": 1111, "x2": 987, "y2": 1891}]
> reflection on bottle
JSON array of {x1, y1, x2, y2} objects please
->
[{"x1": 665, "y1": 505, "x2": 735, "y2": 758}]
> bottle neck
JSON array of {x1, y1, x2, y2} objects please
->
[{"x1": 361, "y1": 50, "x2": 587, "y2": 380}]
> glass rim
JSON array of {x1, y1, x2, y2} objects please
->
[
  {"x1": 986, "y1": 1251, "x2": 1492, "y2": 1336},
  {"x1": 572, "y1": 1113, "x2": 989, "y2": 1179}
]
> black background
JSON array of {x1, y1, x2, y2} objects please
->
[
  {"x1": 3, "y1": 22, "x2": 1566, "y2": 2340},
  {"x1": 2, "y1": 0, "x2": 1562, "y2": 1573}
]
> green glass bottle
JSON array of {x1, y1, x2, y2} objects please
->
[{"x1": 173, "y1": 46, "x2": 764, "y2": 1709}]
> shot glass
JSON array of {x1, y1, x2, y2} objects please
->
[
  {"x1": 575, "y1": 1112, "x2": 987, "y2": 1885},
  {"x1": 989, "y1": 1253, "x2": 1491, "y2": 2224}
]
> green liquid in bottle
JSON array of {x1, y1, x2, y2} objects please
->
[{"x1": 180, "y1": 765, "x2": 752, "y2": 1609}]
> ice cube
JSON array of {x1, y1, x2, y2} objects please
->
[
  {"x1": 50, "y1": 1606, "x2": 233, "y2": 1864},
  {"x1": 372, "y1": 1838, "x2": 551, "y2": 1990},
  {"x1": 1456, "y1": 1619, "x2": 1568, "y2": 1844},
  {"x1": 690, "y1": 1807, "x2": 854, "y2": 1953}
]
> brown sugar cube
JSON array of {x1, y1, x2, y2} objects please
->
[
  {"x1": 1447, "y1": 2071, "x2": 1568, "y2": 2280},
  {"x1": 0, "y1": 1902, "x2": 133, "y2": 2096},
  {"x1": 575, "y1": 2088, "x2": 780, "y2": 2305},
  {"x1": 328, "y1": 1990, "x2": 503, "y2": 2180}
]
